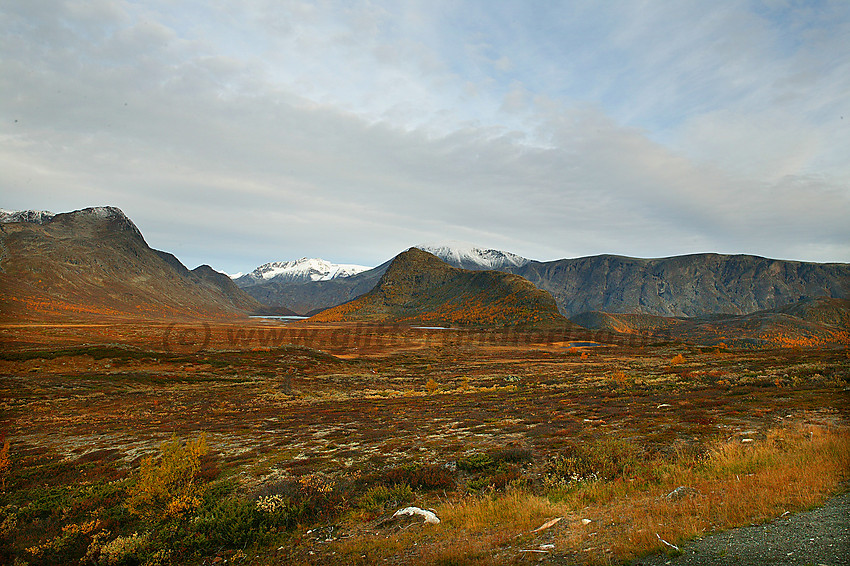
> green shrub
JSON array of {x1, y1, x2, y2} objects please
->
[
  {"x1": 360, "y1": 484, "x2": 414, "y2": 512},
  {"x1": 457, "y1": 453, "x2": 494, "y2": 472},
  {"x1": 254, "y1": 474, "x2": 344, "y2": 522},
  {"x1": 195, "y1": 497, "x2": 281, "y2": 548}
]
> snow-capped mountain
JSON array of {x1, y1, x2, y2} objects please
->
[
  {"x1": 0, "y1": 208, "x2": 55, "y2": 224},
  {"x1": 235, "y1": 258, "x2": 371, "y2": 284},
  {"x1": 415, "y1": 241, "x2": 530, "y2": 271}
]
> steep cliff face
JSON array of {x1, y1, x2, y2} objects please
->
[{"x1": 512, "y1": 253, "x2": 849, "y2": 317}]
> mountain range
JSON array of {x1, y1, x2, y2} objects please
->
[
  {"x1": 2, "y1": 206, "x2": 848, "y2": 346},
  {"x1": 230, "y1": 242, "x2": 526, "y2": 315},
  {"x1": 235, "y1": 246, "x2": 850, "y2": 319}
]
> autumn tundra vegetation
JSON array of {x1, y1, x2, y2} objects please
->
[
  {"x1": 0, "y1": 320, "x2": 848, "y2": 565},
  {"x1": 1, "y1": 205, "x2": 849, "y2": 565}
]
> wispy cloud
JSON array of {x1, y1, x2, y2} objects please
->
[{"x1": 1, "y1": 0, "x2": 848, "y2": 271}]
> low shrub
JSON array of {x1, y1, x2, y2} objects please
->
[
  {"x1": 360, "y1": 483, "x2": 414, "y2": 512},
  {"x1": 488, "y1": 445, "x2": 533, "y2": 465},
  {"x1": 84, "y1": 531, "x2": 148, "y2": 566},
  {"x1": 380, "y1": 464, "x2": 456, "y2": 491},
  {"x1": 255, "y1": 474, "x2": 346, "y2": 522},
  {"x1": 126, "y1": 434, "x2": 209, "y2": 521},
  {"x1": 546, "y1": 437, "x2": 643, "y2": 487},
  {"x1": 457, "y1": 454, "x2": 494, "y2": 473},
  {"x1": 195, "y1": 496, "x2": 294, "y2": 548}
]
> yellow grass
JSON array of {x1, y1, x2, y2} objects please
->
[{"x1": 352, "y1": 423, "x2": 850, "y2": 565}]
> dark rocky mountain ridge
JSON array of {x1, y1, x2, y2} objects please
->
[{"x1": 507, "y1": 253, "x2": 849, "y2": 317}]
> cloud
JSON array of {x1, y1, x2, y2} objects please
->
[{"x1": 1, "y1": 0, "x2": 848, "y2": 272}]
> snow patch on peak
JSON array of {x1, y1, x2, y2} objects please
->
[
  {"x1": 0, "y1": 208, "x2": 55, "y2": 224},
  {"x1": 415, "y1": 241, "x2": 530, "y2": 271},
  {"x1": 241, "y1": 258, "x2": 370, "y2": 283},
  {"x1": 80, "y1": 206, "x2": 127, "y2": 219},
  {"x1": 67, "y1": 206, "x2": 144, "y2": 238}
]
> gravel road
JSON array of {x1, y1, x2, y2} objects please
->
[{"x1": 630, "y1": 491, "x2": 850, "y2": 566}]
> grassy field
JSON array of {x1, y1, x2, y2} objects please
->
[{"x1": 1, "y1": 320, "x2": 848, "y2": 565}]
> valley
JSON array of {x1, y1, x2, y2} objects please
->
[
  {"x1": 0, "y1": 208, "x2": 848, "y2": 565},
  {"x1": 1, "y1": 319, "x2": 848, "y2": 565}
]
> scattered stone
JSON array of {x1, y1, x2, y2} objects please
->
[
  {"x1": 582, "y1": 518, "x2": 592, "y2": 525},
  {"x1": 391, "y1": 506, "x2": 440, "y2": 524},
  {"x1": 666, "y1": 486, "x2": 699, "y2": 501},
  {"x1": 532, "y1": 517, "x2": 563, "y2": 532},
  {"x1": 656, "y1": 533, "x2": 680, "y2": 552}
]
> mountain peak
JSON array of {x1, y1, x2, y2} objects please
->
[
  {"x1": 239, "y1": 257, "x2": 370, "y2": 284},
  {"x1": 52, "y1": 206, "x2": 145, "y2": 240},
  {"x1": 312, "y1": 247, "x2": 570, "y2": 328},
  {"x1": 2, "y1": 206, "x2": 145, "y2": 241},
  {"x1": 415, "y1": 241, "x2": 530, "y2": 270}
]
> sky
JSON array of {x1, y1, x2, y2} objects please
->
[{"x1": 2, "y1": 0, "x2": 849, "y2": 273}]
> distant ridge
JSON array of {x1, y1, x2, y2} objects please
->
[
  {"x1": 235, "y1": 243, "x2": 850, "y2": 319},
  {"x1": 235, "y1": 257, "x2": 370, "y2": 284},
  {"x1": 414, "y1": 241, "x2": 530, "y2": 270},
  {"x1": 508, "y1": 253, "x2": 850, "y2": 317},
  {"x1": 572, "y1": 297, "x2": 850, "y2": 348},
  {"x1": 311, "y1": 248, "x2": 574, "y2": 328},
  {"x1": 0, "y1": 208, "x2": 55, "y2": 224},
  {"x1": 234, "y1": 260, "x2": 389, "y2": 315}
]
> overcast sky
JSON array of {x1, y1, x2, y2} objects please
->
[{"x1": 2, "y1": 0, "x2": 849, "y2": 272}]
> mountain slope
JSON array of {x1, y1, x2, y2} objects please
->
[
  {"x1": 236, "y1": 260, "x2": 391, "y2": 315},
  {"x1": 509, "y1": 253, "x2": 850, "y2": 317},
  {"x1": 572, "y1": 297, "x2": 850, "y2": 348},
  {"x1": 0, "y1": 206, "x2": 262, "y2": 321},
  {"x1": 190, "y1": 264, "x2": 264, "y2": 312},
  {"x1": 311, "y1": 248, "x2": 573, "y2": 327}
]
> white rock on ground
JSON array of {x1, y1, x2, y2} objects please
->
[{"x1": 392, "y1": 507, "x2": 440, "y2": 524}]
